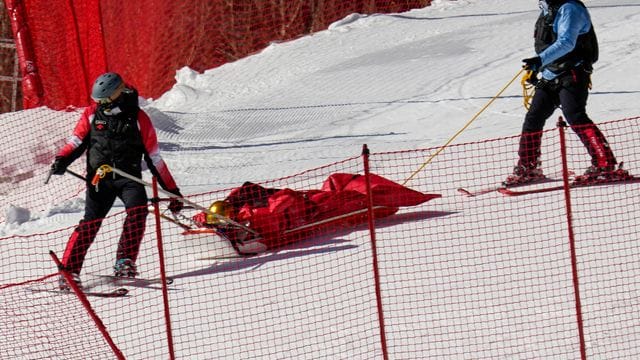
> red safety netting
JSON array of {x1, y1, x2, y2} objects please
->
[
  {"x1": 0, "y1": 276, "x2": 126, "y2": 359},
  {"x1": 0, "y1": 107, "x2": 85, "y2": 224},
  {"x1": 5, "y1": 0, "x2": 431, "y2": 110},
  {"x1": 2, "y1": 116, "x2": 640, "y2": 359}
]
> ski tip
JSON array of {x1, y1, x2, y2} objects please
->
[
  {"x1": 457, "y1": 187, "x2": 498, "y2": 197},
  {"x1": 86, "y1": 288, "x2": 129, "y2": 297},
  {"x1": 236, "y1": 240, "x2": 268, "y2": 254},
  {"x1": 456, "y1": 188, "x2": 474, "y2": 197},
  {"x1": 80, "y1": 288, "x2": 129, "y2": 297},
  {"x1": 113, "y1": 288, "x2": 129, "y2": 296}
]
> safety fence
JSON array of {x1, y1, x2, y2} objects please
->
[
  {"x1": 0, "y1": 0, "x2": 22, "y2": 114},
  {"x1": 0, "y1": 38, "x2": 21, "y2": 114},
  {"x1": 1, "y1": 116, "x2": 640, "y2": 359},
  {"x1": 4, "y1": 0, "x2": 431, "y2": 110}
]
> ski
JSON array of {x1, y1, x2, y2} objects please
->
[
  {"x1": 498, "y1": 176, "x2": 640, "y2": 196},
  {"x1": 196, "y1": 254, "x2": 253, "y2": 261},
  {"x1": 87, "y1": 273, "x2": 174, "y2": 287},
  {"x1": 183, "y1": 226, "x2": 267, "y2": 256},
  {"x1": 457, "y1": 186, "x2": 501, "y2": 197},
  {"x1": 158, "y1": 202, "x2": 267, "y2": 256},
  {"x1": 458, "y1": 176, "x2": 560, "y2": 197},
  {"x1": 497, "y1": 185, "x2": 563, "y2": 196},
  {"x1": 28, "y1": 287, "x2": 129, "y2": 298}
]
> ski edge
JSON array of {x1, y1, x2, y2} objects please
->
[
  {"x1": 497, "y1": 185, "x2": 562, "y2": 196},
  {"x1": 88, "y1": 273, "x2": 174, "y2": 285},
  {"x1": 498, "y1": 176, "x2": 640, "y2": 196},
  {"x1": 457, "y1": 187, "x2": 499, "y2": 197},
  {"x1": 458, "y1": 176, "x2": 563, "y2": 197},
  {"x1": 196, "y1": 254, "x2": 256, "y2": 261},
  {"x1": 28, "y1": 287, "x2": 129, "y2": 298}
]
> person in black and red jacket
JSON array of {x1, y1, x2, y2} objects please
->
[{"x1": 51, "y1": 72, "x2": 183, "y2": 290}]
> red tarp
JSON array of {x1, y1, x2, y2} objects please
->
[{"x1": 193, "y1": 173, "x2": 440, "y2": 250}]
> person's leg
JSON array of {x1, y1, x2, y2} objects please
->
[
  {"x1": 560, "y1": 69, "x2": 616, "y2": 170},
  {"x1": 115, "y1": 179, "x2": 149, "y2": 266},
  {"x1": 61, "y1": 185, "x2": 116, "y2": 274},
  {"x1": 504, "y1": 86, "x2": 558, "y2": 185},
  {"x1": 518, "y1": 87, "x2": 558, "y2": 166}
]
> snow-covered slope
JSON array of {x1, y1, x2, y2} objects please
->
[
  {"x1": 2, "y1": 0, "x2": 640, "y2": 358},
  {"x1": 3, "y1": 0, "x2": 639, "y2": 234}
]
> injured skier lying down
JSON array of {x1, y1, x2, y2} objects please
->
[{"x1": 191, "y1": 173, "x2": 441, "y2": 254}]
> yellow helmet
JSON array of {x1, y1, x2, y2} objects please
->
[{"x1": 205, "y1": 200, "x2": 233, "y2": 225}]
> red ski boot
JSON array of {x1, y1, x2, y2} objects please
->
[{"x1": 573, "y1": 163, "x2": 631, "y2": 185}]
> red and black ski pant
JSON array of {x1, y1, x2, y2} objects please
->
[
  {"x1": 518, "y1": 67, "x2": 616, "y2": 168},
  {"x1": 61, "y1": 177, "x2": 149, "y2": 274}
]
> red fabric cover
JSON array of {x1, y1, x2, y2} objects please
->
[
  {"x1": 193, "y1": 173, "x2": 440, "y2": 250},
  {"x1": 320, "y1": 173, "x2": 438, "y2": 207}
]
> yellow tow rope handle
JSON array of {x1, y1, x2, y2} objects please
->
[
  {"x1": 91, "y1": 164, "x2": 113, "y2": 191},
  {"x1": 402, "y1": 68, "x2": 525, "y2": 186},
  {"x1": 521, "y1": 70, "x2": 536, "y2": 110}
]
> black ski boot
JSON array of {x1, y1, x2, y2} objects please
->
[
  {"x1": 113, "y1": 258, "x2": 138, "y2": 278},
  {"x1": 503, "y1": 161, "x2": 545, "y2": 186}
]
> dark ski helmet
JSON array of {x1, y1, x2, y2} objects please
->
[
  {"x1": 91, "y1": 72, "x2": 125, "y2": 104},
  {"x1": 540, "y1": 0, "x2": 564, "y2": 5}
]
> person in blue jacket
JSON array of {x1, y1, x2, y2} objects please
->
[{"x1": 504, "y1": 0, "x2": 627, "y2": 186}]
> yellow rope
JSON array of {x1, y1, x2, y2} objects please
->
[
  {"x1": 403, "y1": 68, "x2": 525, "y2": 186},
  {"x1": 96, "y1": 164, "x2": 113, "y2": 178},
  {"x1": 521, "y1": 70, "x2": 536, "y2": 110},
  {"x1": 91, "y1": 164, "x2": 113, "y2": 189}
]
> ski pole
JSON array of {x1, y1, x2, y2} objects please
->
[
  {"x1": 402, "y1": 68, "x2": 525, "y2": 186},
  {"x1": 96, "y1": 164, "x2": 258, "y2": 235},
  {"x1": 44, "y1": 168, "x2": 53, "y2": 184},
  {"x1": 66, "y1": 169, "x2": 87, "y2": 182},
  {"x1": 44, "y1": 168, "x2": 86, "y2": 184}
]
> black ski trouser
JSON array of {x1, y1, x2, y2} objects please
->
[
  {"x1": 61, "y1": 177, "x2": 149, "y2": 274},
  {"x1": 518, "y1": 67, "x2": 616, "y2": 167}
]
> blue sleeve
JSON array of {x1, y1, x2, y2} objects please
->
[{"x1": 539, "y1": 2, "x2": 591, "y2": 71}]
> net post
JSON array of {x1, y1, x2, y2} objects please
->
[
  {"x1": 361, "y1": 144, "x2": 389, "y2": 360},
  {"x1": 557, "y1": 117, "x2": 586, "y2": 360},
  {"x1": 151, "y1": 177, "x2": 176, "y2": 360}
]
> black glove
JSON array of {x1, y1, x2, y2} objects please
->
[
  {"x1": 522, "y1": 56, "x2": 542, "y2": 72},
  {"x1": 525, "y1": 71, "x2": 539, "y2": 86},
  {"x1": 51, "y1": 156, "x2": 70, "y2": 175},
  {"x1": 167, "y1": 189, "x2": 184, "y2": 213}
]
